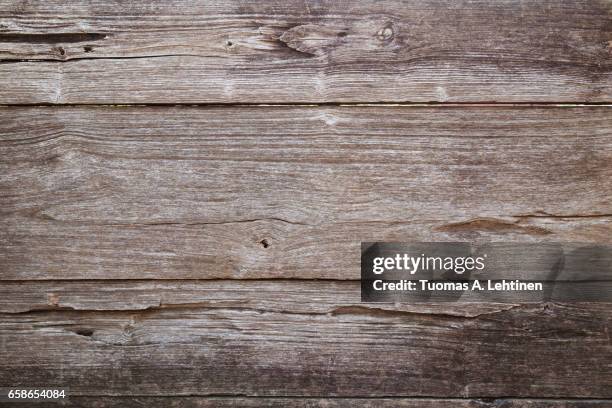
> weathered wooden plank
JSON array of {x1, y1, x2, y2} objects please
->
[
  {"x1": 3, "y1": 397, "x2": 609, "y2": 408},
  {"x1": 3, "y1": 217, "x2": 612, "y2": 280},
  {"x1": 0, "y1": 0, "x2": 610, "y2": 103},
  {"x1": 0, "y1": 280, "x2": 609, "y2": 314},
  {"x1": 1, "y1": 106, "x2": 610, "y2": 279},
  {"x1": 0, "y1": 297, "x2": 610, "y2": 397},
  {"x1": 0, "y1": 280, "x2": 524, "y2": 315}
]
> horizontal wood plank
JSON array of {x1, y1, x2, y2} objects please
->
[
  {"x1": 3, "y1": 397, "x2": 609, "y2": 408},
  {"x1": 0, "y1": 280, "x2": 523, "y2": 315},
  {"x1": 0, "y1": 283, "x2": 610, "y2": 397},
  {"x1": 1, "y1": 280, "x2": 610, "y2": 314},
  {"x1": 0, "y1": 0, "x2": 610, "y2": 103},
  {"x1": 1, "y1": 106, "x2": 611, "y2": 279}
]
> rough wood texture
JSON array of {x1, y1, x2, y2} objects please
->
[
  {"x1": 1, "y1": 106, "x2": 610, "y2": 279},
  {"x1": 1, "y1": 1, "x2": 611, "y2": 405},
  {"x1": 0, "y1": 280, "x2": 523, "y2": 315},
  {"x1": 1, "y1": 288, "x2": 610, "y2": 397},
  {"x1": 1, "y1": 280, "x2": 610, "y2": 314},
  {"x1": 3, "y1": 397, "x2": 610, "y2": 408},
  {"x1": 0, "y1": 0, "x2": 610, "y2": 103},
  {"x1": 1, "y1": 283, "x2": 610, "y2": 399}
]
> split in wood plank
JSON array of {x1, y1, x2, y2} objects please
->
[{"x1": 0, "y1": 289, "x2": 610, "y2": 397}]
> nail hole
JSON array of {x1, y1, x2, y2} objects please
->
[
  {"x1": 338, "y1": 31, "x2": 347, "y2": 37},
  {"x1": 226, "y1": 40, "x2": 233, "y2": 46},
  {"x1": 260, "y1": 239, "x2": 269, "y2": 249},
  {"x1": 58, "y1": 46, "x2": 66, "y2": 56},
  {"x1": 75, "y1": 328, "x2": 94, "y2": 337},
  {"x1": 83, "y1": 45, "x2": 93, "y2": 52}
]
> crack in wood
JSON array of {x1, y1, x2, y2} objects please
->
[
  {"x1": 29, "y1": 214, "x2": 310, "y2": 227},
  {"x1": 0, "y1": 53, "x2": 210, "y2": 64},
  {"x1": 4, "y1": 301, "x2": 525, "y2": 319},
  {"x1": 0, "y1": 33, "x2": 108, "y2": 43},
  {"x1": 436, "y1": 218, "x2": 552, "y2": 235},
  {"x1": 513, "y1": 211, "x2": 612, "y2": 220}
]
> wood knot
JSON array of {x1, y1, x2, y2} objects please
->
[{"x1": 376, "y1": 26, "x2": 394, "y2": 41}]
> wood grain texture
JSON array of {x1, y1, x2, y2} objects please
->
[
  {"x1": 0, "y1": 280, "x2": 523, "y2": 315},
  {"x1": 3, "y1": 397, "x2": 610, "y2": 408},
  {"x1": 1, "y1": 1, "x2": 610, "y2": 404},
  {"x1": 2, "y1": 280, "x2": 610, "y2": 315},
  {"x1": 1, "y1": 106, "x2": 610, "y2": 279},
  {"x1": 1, "y1": 292, "x2": 610, "y2": 397},
  {"x1": 0, "y1": 0, "x2": 611, "y2": 103}
]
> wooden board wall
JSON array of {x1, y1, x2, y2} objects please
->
[{"x1": 0, "y1": 1, "x2": 611, "y2": 407}]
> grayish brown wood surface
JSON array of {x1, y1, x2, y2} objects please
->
[
  {"x1": 0, "y1": 280, "x2": 524, "y2": 315},
  {"x1": 2, "y1": 280, "x2": 610, "y2": 314},
  {"x1": 1, "y1": 286, "x2": 610, "y2": 397},
  {"x1": 1, "y1": 1, "x2": 611, "y2": 404},
  {"x1": 0, "y1": 0, "x2": 610, "y2": 104},
  {"x1": 3, "y1": 397, "x2": 610, "y2": 408},
  {"x1": 1, "y1": 106, "x2": 610, "y2": 279}
]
